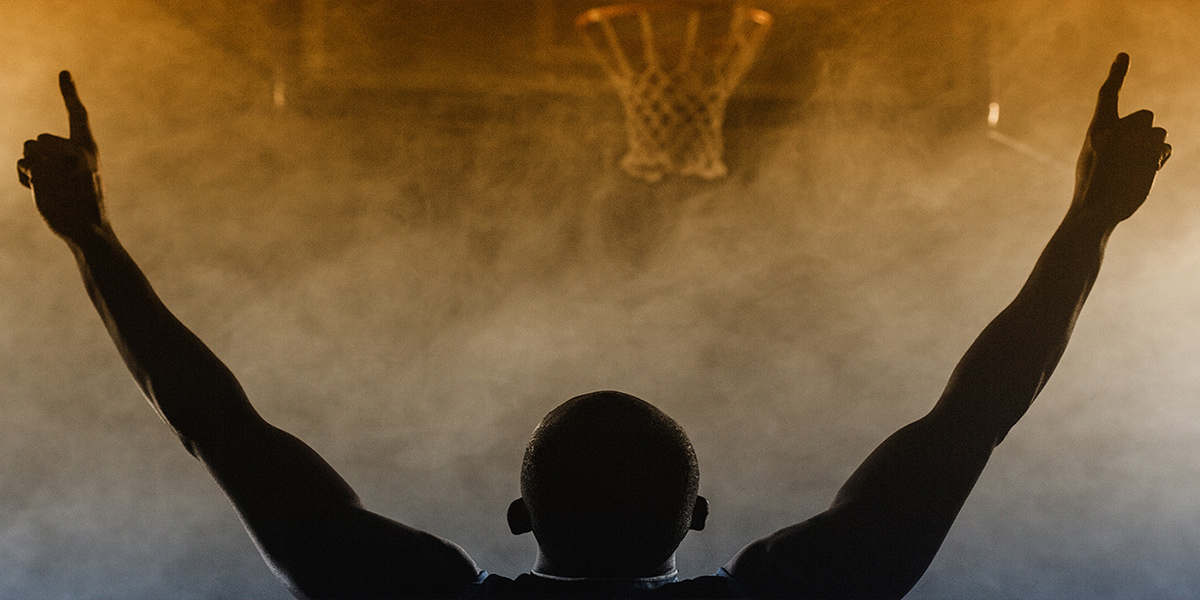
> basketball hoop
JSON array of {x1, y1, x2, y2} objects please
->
[{"x1": 577, "y1": 3, "x2": 772, "y2": 182}]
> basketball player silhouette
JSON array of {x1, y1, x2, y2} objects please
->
[{"x1": 18, "y1": 53, "x2": 1169, "y2": 598}]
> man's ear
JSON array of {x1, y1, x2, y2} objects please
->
[
  {"x1": 690, "y1": 495, "x2": 709, "y2": 531},
  {"x1": 507, "y1": 498, "x2": 532, "y2": 535}
]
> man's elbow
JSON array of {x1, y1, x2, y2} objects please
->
[{"x1": 144, "y1": 380, "x2": 262, "y2": 451}]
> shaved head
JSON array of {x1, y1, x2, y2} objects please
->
[{"x1": 520, "y1": 391, "x2": 700, "y2": 575}]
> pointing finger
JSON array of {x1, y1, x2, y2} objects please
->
[
  {"x1": 58, "y1": 71, "x2": 95, "y2": 152},
  {"x1": 1093, "y1": 53, "x2": 1129, "y2": 127}
]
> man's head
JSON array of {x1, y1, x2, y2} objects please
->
[{"x1": 507, "y1": 390, "x2": 707, "y2": 576}]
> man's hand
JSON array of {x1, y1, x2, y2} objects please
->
[
  {"x1": 1073, "y1": 53, "x2": 1171, "y2": 225},
  {"x1": 18, "y1": 71, "x2": 107, "y2": 241}
]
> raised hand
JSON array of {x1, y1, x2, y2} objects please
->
[
  {"x1": 18, "y1": 71, "x2": 107, "y2": 241},
  {"x1": 1073, "y1": 53, "x2": 1171, "y2": 225}
]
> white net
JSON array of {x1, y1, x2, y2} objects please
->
[{"x1": 578, "y1": 4, "x2": 772, "y2": 182}]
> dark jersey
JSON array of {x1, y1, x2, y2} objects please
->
[{"x1": 457, "y1": 570, "x2": 748, "y2": 599}]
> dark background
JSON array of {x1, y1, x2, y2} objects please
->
[{"x1": 3, "y1": 1, "x2": 1200, "y2": 597}]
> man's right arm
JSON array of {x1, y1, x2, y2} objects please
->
[{"x1": 20, "y1": 72, "x2": 479, "y2": 599}]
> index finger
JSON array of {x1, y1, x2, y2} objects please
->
[
  {"x1": 1093, "y1": 53, "x2": 1129, "y2": 126},
  {"x1": 58, "y1": 71, "x2": 95, "y2": 151}
]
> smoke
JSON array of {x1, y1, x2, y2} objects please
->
[{"x1": 4, "y1": 0, "x2": 1200, "y2": 598}]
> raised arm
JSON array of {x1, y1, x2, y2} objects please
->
[
  {"x1": 724, "y1": 54, "x2": 1171, "y2": 599},
  {"x1": 18, "y1": 72, "x2": 479, "y2": 599}
]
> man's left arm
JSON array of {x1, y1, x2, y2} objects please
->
[{"x1": 724, "y1": 53, "x2": 1171, "y2": 598}]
